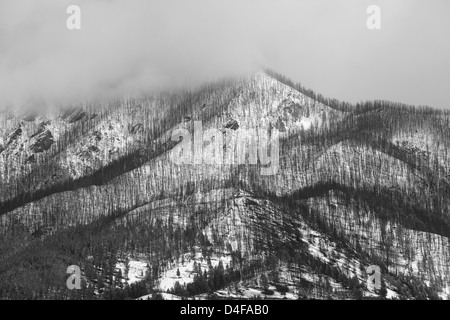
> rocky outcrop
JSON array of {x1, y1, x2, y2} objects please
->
[
  {"x1": 62, "y1": 108, "x2": 86, "y2": 123},
  {"x1": 224, "y1": 119, "x2": 239, "y2": 130},
  {"x1": 130, "y1": 123, "x2": 143, "y2": 134},
  {"x1": 5, "y1": 126, "x2": 22, "y2": 146},
  {"x1": 29, "y1": 130, "x2": 54, "y2": 153}
]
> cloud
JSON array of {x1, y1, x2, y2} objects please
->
[
  {"x1": 0, "y1": 0, "x2": 449, "y2": 109},
  {"x1": 0, "y1": 0, "x2": 264, "y2": 107}
]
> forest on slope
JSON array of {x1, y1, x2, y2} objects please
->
[{"x1": 0, "y1": 70, "x2": 449, "y2": 300}]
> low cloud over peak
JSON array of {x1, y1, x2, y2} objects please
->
[
  {"x1": 1, "y1": 0, "x2": 449, "y2": 109},
  {"x1": 0, "y1": 0, "x2": 263, "y2": 107}
]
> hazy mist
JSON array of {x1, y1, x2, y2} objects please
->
[{"x1": 0, "y1": 0, "x2": 449, "y2": 109}]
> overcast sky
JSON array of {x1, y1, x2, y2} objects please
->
[{"x1": 0, "y1": 0, "x2": 449, "y2": 108}]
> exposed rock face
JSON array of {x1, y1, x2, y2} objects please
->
[
  {"x1": 6, "y1": 126, "x2": 22, "y2": 146},
  {"x1": 30, "y1": 121, "x2": 50, "y2": 139},
  {"x1": 224, "y1": 119, "x2": 239, "y2": 130},
  {"x1": 275, "y1": 118, "x2": 286, "y2": 132},
  {"x1": 277, "y1": 99, "x2": 303, "y2": 119},
  {"x1": 26, "y1": 154, "x2": 36, "y2": 164},
  {"x1": 88, "y1": 145, "x2": 100, "y2": 153},
  {"x1": 130, "y1": 123, "x2": 143, "y2": 134},
  {"x1": 63, "y1": 108, "x2": 86, "y2": 123},
  {"x1": 29, "y1": 130, "x2": 54, "y2": 153},
  {"x1": 92, "y1": 130, "x2": 102, "y2": 141}
]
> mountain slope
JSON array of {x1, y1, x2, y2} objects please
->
[{"x1": 0, "y1": 70, "x2": 449, "y2": 300}]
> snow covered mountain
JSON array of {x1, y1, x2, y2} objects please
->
[{"x1": 0, "y1": 70, "x2": 449, "y2": 300}]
